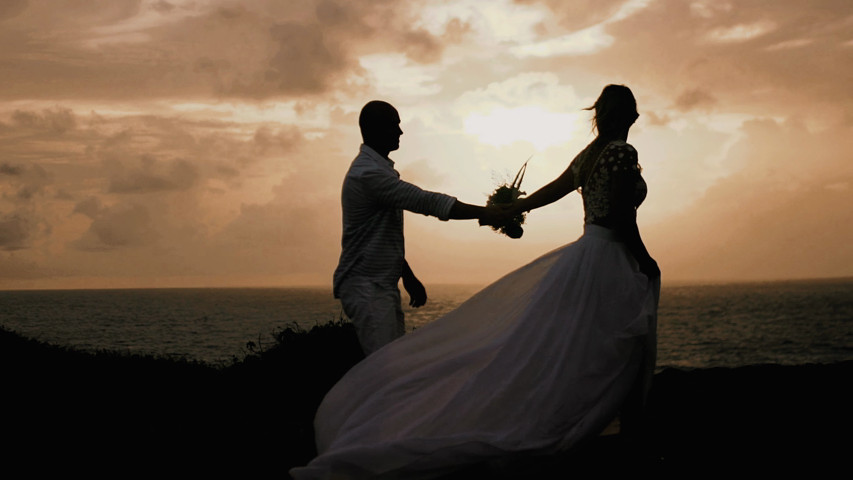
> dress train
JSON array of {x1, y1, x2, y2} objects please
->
[{"x1": 291, "y1": 225, "x2": 659, "y2": 479}]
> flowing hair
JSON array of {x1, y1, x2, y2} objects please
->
[{"x1": 584, "y1": 84, "x2": 638, "y2": 137}]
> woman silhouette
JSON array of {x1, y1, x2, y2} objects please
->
[{"x1": 290, "y1": 84, "x2": 660, "y2": 479}]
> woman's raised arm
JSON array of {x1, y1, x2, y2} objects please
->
[{"x1": 514, "y1": 164, "x2": 577, "y2": 214}]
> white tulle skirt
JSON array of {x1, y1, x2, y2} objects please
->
[{"x1": 290, "y1": 225, "x2": 659, "y2": 480}]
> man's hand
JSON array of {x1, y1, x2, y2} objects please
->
[
  {"x1": 478, "y1": 203, "x2": 516, "y2": 227},
  {"x1": 639, "y1": 257, "x2": 661, "y2": 279},
  {"x1": 402, "y1": 260, "x2": 427, "y2": 307}
]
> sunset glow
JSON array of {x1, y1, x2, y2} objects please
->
[
  {"x1": 463, "y1": 107, "x2": 582, "y2": 150},
  {"x1": 1, "y1": 0, "x2": 851, "y2": 289}
]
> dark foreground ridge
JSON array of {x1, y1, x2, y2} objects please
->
[{"x1": 1, "y1": 321, "x2": 849, "y2": 477}]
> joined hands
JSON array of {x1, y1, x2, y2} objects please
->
[{"x1": 479, "y1": 203, "x2": 520, "y2": 228}]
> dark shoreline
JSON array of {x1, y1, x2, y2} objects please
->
[{"x1": 1, "y1": 322, "x2": 850, "y2": 477}]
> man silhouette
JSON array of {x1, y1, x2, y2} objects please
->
[{"x1": 333, "y1": 100, "x2": 501, "y2": 355}]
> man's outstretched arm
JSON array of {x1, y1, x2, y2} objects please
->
[
  {"x1": 448, "y1": 200, "x2": 509, "y2": 224},
  {"x1": 365, "y1": 171, "x2": 507, "y2": 224}
]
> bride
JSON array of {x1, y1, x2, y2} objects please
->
[{"x1": 290, "y1": 84, "x2": 660, "y2": 479}]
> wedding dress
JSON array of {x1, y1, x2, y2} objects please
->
[{"x1": 290, "y1": 140, "x2": 659, "y2": 479}]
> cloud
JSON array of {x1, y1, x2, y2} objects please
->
[
  {"x1": 12, "y1": 165, "x2": 50, "y2": 201},
  {"x1": 206, "y1": 193, "x2": 340, "y2": 278},
  {"x1": 252, "y1": 126, "x2": 303, "y2": 155},
  {"x1": 643, "y1": 111, "x2": 672, "y2": 126},
  {"x1": 688, "y1": 0, "x2": 733, "y2": 19},
  {"x1": 0, "y1": 156, "x2": 54, "y2": 254},
  {"x1": 442, "y1": 17, "x2": 473, "y2": 44},
  {"x1": 0, "y1": 0, "x2": 141, "y2": 28},
  {"x1": 397, "y1": 159, "x2": 450, "y2": 188},
  {"x1": 399, "y1": 28, "x2": 445, "y2": 64},
  {"x1": 263, "y1": 22, "x2": 350, "y2": 95},
  {"x1": 765, "y1": 38, "x2": 814, "y2": 51},
  {"x1": 194, "y1": 126, "x2": 359, "y2": 279},
  {"x1": 71, "y1": 110, "x2": 304, "y2": 196},
  {"x1": 27, "y1": 0, "x2": 142, "y2": 26},
  {"x1": 705, "y1": 20, "x2": 777, "y2": 43},
  {"x1": 1, "y1": 163, "x2": 24, "y2": 176},
  {"x1": 1, "y1": 0, "x2": 851, "y2": 287},
  {"x1": 0, "y1": 255, "x2": 46, "y2": 280},
  {"x1": 11, "y1": 107, "x2": 77, "y2": 134},
  {"x1": 0, "y1": 0, "x2": 27, "y2": 20},
  {"x1": 151, "y1": 1, "x2": 174, "y2": 14},
  {"x1": 515, "y1": 0, "x2": 633, "y2": 32},
  {"x1": 646, "y1": 118, "x2": 853, "y2": 281},
  {"x1": 456, "y1": 72, "x2": 579, "y2": 111},
  {"x1": 0, "y1": 213, "x2": 36, "y2": 251},
  {"x1": 454, "y1": 72, "x2": 585, "y2": 149},
  {"x1": 0, "y1": 162, "x2": 51, "y2": 203},
  {"x1": 564, "y1": 0, "x2": 853, "y2": 120},
  {"x1": 632, "y1": 120, "x2": 734, "y2": 220},
  {"x1": 72, "y1": 203, "x2": 156, "y2": 250},
  {"x1": 0, "y1": 0, "x2": 456, "y2": 102},
  {"x1": 510, "y1": 0, "x2": 652, "y2": 57},
  {"x1": 512, "y1": 24, "x2": 614, "y2": 57},
  {"x1": 107, "y1": 156, "x2": 200, "y2": 194},
  {"x1": 72, "y1": 196, "x2": 103, "y2": 219},
  {"x1": 673, "y1": 88, "x2": 717, "y2": 112},
  {"x1": 0, "y1": 95, "x2": 349, "y2": 283},
  {"x1": 0, "y1": 101, "x2": 322, "y2": 281},
  {"x1": 357, "y1": 54, "x2": 443, "y2": 97}
]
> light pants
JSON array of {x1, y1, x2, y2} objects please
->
[{"x1": 338, "y1": 276, "x2": 405, "y2": 355}]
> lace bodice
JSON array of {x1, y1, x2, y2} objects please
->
[{"x1": 569, "y1": 140, "x2": 646, "y2": 225}]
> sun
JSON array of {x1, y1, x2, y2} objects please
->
[{"x1": 463, "y1": 106, "x2": 583, "y2": 151}]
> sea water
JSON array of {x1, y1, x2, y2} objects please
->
[{"x1": 1, "y1": 279, "x2": 851, "y2": 369}]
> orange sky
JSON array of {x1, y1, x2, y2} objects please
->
[{"x1": 1, "y1": 0, "x2": 851, "y2": 289}]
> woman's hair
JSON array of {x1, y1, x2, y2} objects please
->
[{"x1": 584, "y1": 84, "x2": 638, "y2": 136}]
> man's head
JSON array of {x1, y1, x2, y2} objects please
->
[{"x1": 359, "y1": 100, "x2": 403, "y2": 157}]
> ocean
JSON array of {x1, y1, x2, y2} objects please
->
[{"x1": 1, "y1": 279, "x2": 851, "y2": 369}]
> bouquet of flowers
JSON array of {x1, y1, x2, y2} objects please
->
[{"x1": 484, "y1": 157, "x2": 530, "y2": 239}]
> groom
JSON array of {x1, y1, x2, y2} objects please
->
[{"x1": 333, "y1": 100, "x2": 503, "y2": 355}]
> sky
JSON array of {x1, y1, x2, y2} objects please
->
[{"x1": 1, "y1": 0, "x2": 851, "y2": 290}]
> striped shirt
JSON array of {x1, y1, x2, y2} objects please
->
[{"x1": 333, "y1": 145, "x2": 457, "y2": 297}]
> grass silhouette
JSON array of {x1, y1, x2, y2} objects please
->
[
  {"x1": 1, "y1": 321, "x2": 848, "y2": 477},
  {"x1": 1, "y1": 320, "x2": 363, "y2": 475}
]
